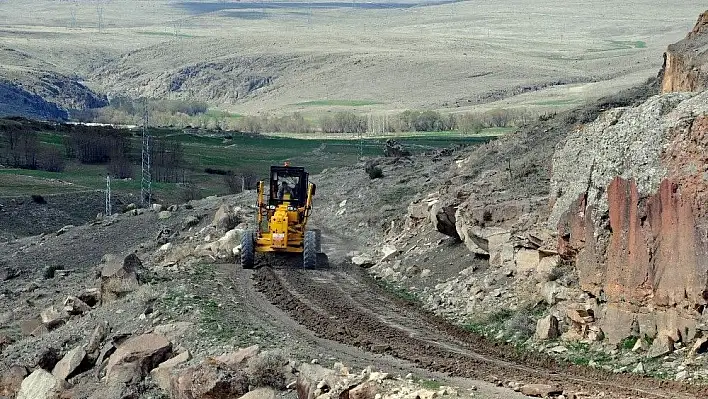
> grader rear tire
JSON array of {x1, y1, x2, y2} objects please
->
[
  {"x1": 312, "y1": 229, "x2": 322, "y2": 253},
  {"x1": 241, "y1": 231, "x2": 255, "y2": 269},
  {"x1": 304, "y1": 230, "x2": 317, "y2": 269}
]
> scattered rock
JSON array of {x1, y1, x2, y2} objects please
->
[
  {"x1": 100, "y1": 254, "x2": 143, "y2": 303},
  {"x1": 56, "y1": 225, "x2": 74, "y2": 236},
  {"x1": 632, "y1": 338, "x2": 649, "y2": 353},
  {"x1": 347, "y1": 381, "x2": 378, "y2": 399},
  {"x1": 689, "y1": 336, "x2": 708, "y2": 357},
  {"x1": 16, "y1": 369, "x2": 63, "y2": 399},
  {"x1": 380, "y1": 245, "x2": 398, "y2": 262},
  {"x1": 105, "y1": 333, "x2": 172, "y2": 384},
  {"x1": 647, "y1": 333, "x2": 674, "y2": 358},
  {"x1": 153, "y1": 322, "x2": 194, "y2": 342},
  {"x1": 519, "y1": 384, "x2": 562, "y2": 397},
  {"x1": 352, "y1": 255, "x2": 375, "y2": 268},
  {"x1": 214, "y1": 344, "x2": 260, "y2": 368},
  {"x1": 85, "y1": 321, "x2": 109, "y2": 355},
  {"x1": 151, "y1": 350, "x2": 190, "y2": 391},
  {"x1": 158, "y1": 210, "x2": 172, "y2": 220},
  {"x1": 183, "y1": 215, "x2": 200, "y2": 230},
  {"x1": 63, "y1": 296, "x2": 91, "y2": 315},
  {"x1": 535, "y1": 315, "x2": 559, "y2": 340},
  {"x1": 52, "y1": 346, "x2": 86, "y2": 381},
  {"x1": 152, "y1": 204, "x2": 164, "y2": 212},
  {"x1": 170, "y1": 361, "x2": 249, "y2": 399},
  {"x1": 632, "y1": 362, "x2": 645, "y2": 374},
  {"x1": 77, "y1": 288, "x2": 100, "y2": 307},
  {"x1": 18, "y1": 319, "x2": 43, "y2": 336},
  {"x1": 0, "y1": 365, "x2": 28, "y2": 397},
  {"x1": 239, "y1": 387, "x2": 277, "y2": 399},
  {"x1": 40, "y1": 306, "x2": 68, "y2": 329}
]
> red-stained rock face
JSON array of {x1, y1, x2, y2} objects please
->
[
  {"x1": 604, "y1": 177, "x2": 653, "y2": 304},
  {"x1": 559, "y1": 175, "x2": 707, "y2": 306}
]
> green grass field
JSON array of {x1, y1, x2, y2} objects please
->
[{"x1": 1, "y1": 126, "x2": 497, "y2": 202}]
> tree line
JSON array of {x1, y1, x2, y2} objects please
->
[
  {"x1": 73, "y1": 96, "x2": 536, "y2": 134},
  {"x1": 0, "y1": 121, "x2": 187, "y2": 183}
]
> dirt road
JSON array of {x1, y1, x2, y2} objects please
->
[{"x1": 252, "y1": 262, "x2": 707, "y2": 399}]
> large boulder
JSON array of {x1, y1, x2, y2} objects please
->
[
  {"x1": 647, "y1": 333, "x2": 675, "y2": 359},
  {"x1": 16, "y1": 369, "x2": 63, "y2": 399},
  {"x1": 105, "y1": 333, "x2": 172, "y2": 384},
  {"x1": 100, "y1": 254, "x2": 143, "y2": 303},
  {"x1": 52, "y1": 346, "x2": 86, "y2": 381},
  {"x1": 296, "y1": 363, "x2": 336, "y2": 399},
  {"x1": 150, "y1": 350, "x2": 190, "y2": 391},
  {"x1": 169, "y1": 361, "x2": 249, "y2": 399},
  {"x1": 431, "y1": 203, "x2": 459, "y2": 240},
  {"x1": 535, "y1": 315, "x2": 559, "y2": 341},
  {"x1": 213, "y1": 204, "x2": 238, "y2": 231}
]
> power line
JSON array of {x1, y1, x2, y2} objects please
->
[
  {"x1": 140, "y1": 99, "x2": 152, "y2": 207},
  {"x1": 105, "y1": 174, "x2": 112, "y2": 216}
]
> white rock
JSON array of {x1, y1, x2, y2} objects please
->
[
  {"x1": 17, "y1": 369, "x2": 62, "y2": 399},
  {"x1": 381, "y1": 245, "x2": 398, "y2": 262},
  {"x1": 632, "y1": 362, "x2": 645, "y2": 373}
]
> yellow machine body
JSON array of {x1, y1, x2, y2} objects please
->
[{"x1": 254, "y1": 166, "x2": 315, "y2": 253}]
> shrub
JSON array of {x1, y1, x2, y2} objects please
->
[
  {"x1": 180, "y1": 183, "x2": 202, "y2": 202},
  {"x1": 367, "y1": 165, "x2": 383, "y2": 179},
  {"x1": 504, "y1": 310, "x2": 536, "y2": 340},
  {"x1": 43, "y1": 265, "x2": 63, "y2": 279},
  {"x1": 246, "y1": 350, "x2": 287, "y2": 389},
  {"x1": 31, "y1": 194, "x2": 46, "y2": 204}
]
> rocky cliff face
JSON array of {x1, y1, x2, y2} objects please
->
[
  {"x1": 661, "y1": 10, "x2": 708, "y2": 93},
  {"x1": 551, "y1": 90, "x2": 708, "y2": 343}
]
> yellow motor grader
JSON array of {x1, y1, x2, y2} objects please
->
[{"x1": 241, "y1": 164, "x2": 320, "y2": 269}]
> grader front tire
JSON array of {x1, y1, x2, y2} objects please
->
[
  {"x1": 241, "y1": 231, "x2": 255, "y2": 269},
  {"x1": 304, "y1": 230, "x2": 317, "y2": 269}
]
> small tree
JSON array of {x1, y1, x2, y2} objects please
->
[{"x1": 43, "y1": 147, "x2": 65, "y2": 172}]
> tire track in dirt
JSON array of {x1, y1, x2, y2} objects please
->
[{"x1": 254, "y1": 264, "x2": 707, "y2": 399}]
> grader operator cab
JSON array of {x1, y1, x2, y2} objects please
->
[{"x1": 240, "y1": 164, "x2": 321, "y2": 269}]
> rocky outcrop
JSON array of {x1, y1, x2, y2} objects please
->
[
  {"x1": 661, "y1": 10, "x2": 708, "y2": 93},
  {"x1": 551, "y1": 90, "x2": 708, "y2": 344}
]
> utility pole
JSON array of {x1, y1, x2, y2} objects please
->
[
  {"x1": 140, "y1": 100, "x2": 152, "y2": 207},
  {"x1": 105, "y1": 174, "x2": 112, "y2": 216}
]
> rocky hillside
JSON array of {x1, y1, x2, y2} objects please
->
[
  {"x1": 361, "y1": 9, "x2": 708, "y2": 382},
  {"x1": 0, "y1": 67, "x2": 107, "y2": 121},
  {"x1": 661, "y1": 10, "x2": 708, "y2": 93}
]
